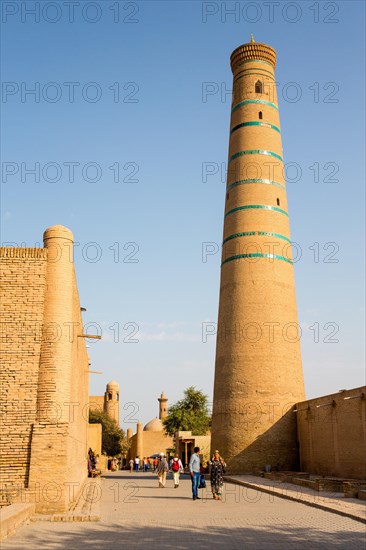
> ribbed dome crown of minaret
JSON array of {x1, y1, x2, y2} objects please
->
[
  {"x1": 106, "y1": 380, "x2": 119, "y2": 389},
  {"x1": 230, "y1": 35, "x2": 276, "y2": 73}
]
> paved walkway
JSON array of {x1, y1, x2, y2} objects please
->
[
  {"x1": 226, "y1": 475, "x2": 366, "y2": 523},
  {"x1": 2, "y1": 471, "x2": 365, "y2": 549}
]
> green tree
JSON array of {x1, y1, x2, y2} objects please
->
[
  {"x1": 89, "y1": 409, "x2": 128, "y2": 457},
  {"x1": 162, "y1": 386, "x2": 211, "y2": 437}
]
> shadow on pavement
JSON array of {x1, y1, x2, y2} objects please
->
[{"x1": 2, "y1": 522, "x2": 365, "y2": 549}]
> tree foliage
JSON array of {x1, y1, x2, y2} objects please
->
[
  {"x1": 162, "y1": 386, "x2": 211, "y2": 437},
  {"x1": 89, "y1": 409, "x2": 128, "y2": 457}
]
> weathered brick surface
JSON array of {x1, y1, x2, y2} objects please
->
[
  {"x1": 0, "y1": 248, "x2": 48, "y2": 488},
  {"x1": 296, "y1": 388, "x2": 366, "y2": 480}
]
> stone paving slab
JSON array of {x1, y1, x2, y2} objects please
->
[
  {"x1": 30, "y1": 478, "x2": 102, "y2": 523},
  {"x1": 1, "y1": 472, "x2": 365, "y2": 549},
  {"x1": 225, "y1": 475, "x2": 366, "y2": 524}
]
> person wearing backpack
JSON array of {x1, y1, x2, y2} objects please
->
[{"x1": 171, "y1": 454, "x2": 183, "y2": 488}]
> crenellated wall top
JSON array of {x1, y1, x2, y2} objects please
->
[{"x1": 0, "y1": 247, "x2": 47, "y2": 259}]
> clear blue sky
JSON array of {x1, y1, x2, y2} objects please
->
[{"x1": 1, "y1": 1, "x2": 365, "y2": 430}]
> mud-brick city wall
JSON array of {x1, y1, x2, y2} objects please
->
[
  {"x1": 296, "y1": 387, "x2": 366, "y2": 480},
  {"x1": 1, "y1": 225, "x2": 91, "y2": 512},
  {"x1": 0, "y1": 248, "x2": 48, "y2": 488}
]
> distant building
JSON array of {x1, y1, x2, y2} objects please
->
[
  {"x1": 175, "y1": 431, "x2": 211, "y2": 467},
  {"x1": 128, "y1": 392, "x2": 173, "y2": 460},
  {"x1": 88, "y1": 381, "x2": 120, "y2": 469},
  {"x1": 90, "y1": 380, "x2": 120, "y2": 425}
]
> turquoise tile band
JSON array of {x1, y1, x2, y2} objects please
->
[
  {"x1": 230, "y1": 121, "x2": 280, "y2": 134},
  {"x1": 223, "y1": 231, "x2": 291, "y2": 245},
  {"x1": 229, "y1": 150, "x2": 283, "y2": 163},
  {"x1": 225, "y1": 204, "x2": 289, "y2": 218},
  {"x1": 236, "y1": 59, "x2": 273, "y2": 68},
  {"x1": 227, "y1": 178, "x2": 285, "y2": 190},
  {"x1": 222, "y1": 253, "x2": 293, "y2": 266},
  {"x1": 231, "y1": 99, "x2": 278, "y2": 113}
]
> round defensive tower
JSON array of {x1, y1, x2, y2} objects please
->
[
  {"x1": 211, "y1": 38, "x2": 305, "y2": 473},
  {"x1": 37, "y1": 225, "x2": 75, "y2": 423}
]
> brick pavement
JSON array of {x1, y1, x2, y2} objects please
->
[
  {"x1": 226, "y1": 475, "x2": 366, "y2": 523},
  {"x1": 1, "y1": 471, "x2": 365, "y2": 549}
]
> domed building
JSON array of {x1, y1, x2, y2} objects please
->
[
  {"x1": 143, "y1": 418, "x2": 163, "y2": 432},
  {"x1": 128, "y1": 392, "x2": 174, "y2": 462}
]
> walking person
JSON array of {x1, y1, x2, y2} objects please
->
[
  {"x1": 171, "y1": 454, "x2": 184, "y2": 488},
  {"x1": 129, "y1": 458, "x2": 134, "y2": 473},
  {"x1": 134, "y1": 456, "x2": 140, "y2": 472},
  {"x1": 210, "y1": 450, "x2": 226, "y2": 500},
  {"x1": 156, "y1": 452, "x2": 169, "y2": 488},
  {"x1": 189, "y1": 446, "x2": 201, "y2": 500}
]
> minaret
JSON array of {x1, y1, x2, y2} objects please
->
[
  {"x1": 104, "y1": 380, "x2": 120, "y2": 425},
  {"x1": 211, "y1": 38, "x2": 305, "y2": 473},
  {"x1": 158, "y1": 391, "x2": 168, "y2": 419}
]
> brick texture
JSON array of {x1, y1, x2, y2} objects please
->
[
  {"x1": 296, "y1": 387, "x2": 366, "y2": 479},
  {"x1": 0, "y1": 248, "x2": 48, "y2": 487}
]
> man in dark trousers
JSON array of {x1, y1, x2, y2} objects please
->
[{"x1": 189, "y1": 446, "x2": 201, "y2": 500}]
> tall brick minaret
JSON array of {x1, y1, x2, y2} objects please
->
[
  {"x1": 211, "y1": 37, "x2": 305, "y2": 473},
  {"x1": 158, "y1": 391, "x2": 168, "y2": 419}
]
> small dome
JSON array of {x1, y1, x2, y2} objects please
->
[
  {"x1": 107, "y1": 380, "x2": 119, "y2": 389},
  {"x1": 143, "y1": 418, "x2": 163, "y2": 432}
]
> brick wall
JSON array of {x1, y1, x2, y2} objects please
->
[
  {"x1": 0, "y1": 248, "x2": 48, "y2": 488},
  {"x1": 129, "y1": 430, "x2": 173, "y2": 460},
  {"x1": 87, "y1": 424, "x2": 102, "y2": 457},
  {"x1": 296, "y1": 387, "x2": 366, "y2": 479}
]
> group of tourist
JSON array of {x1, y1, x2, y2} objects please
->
[
  {"x1": 155, "y1": 453, "x2": 184, "y2": 488},
  {"x1": 108, "y1": 457, "x2": 119, "y2": 471},
  {"x1": 156, "y1": 447, "x2": 226, "y2": 500},
  {"x1": 94, "y1": 447, "x2": 226, "y2": 500},
  {"x1": 87, "y1": 447, "x2": 101, "y2": 478},
  {"x1": 129, "y1": 456, "x2": 157, "y2": 472},
  {"x1": 129, "y1": 447, "x2": 225, "y2": 500}
]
